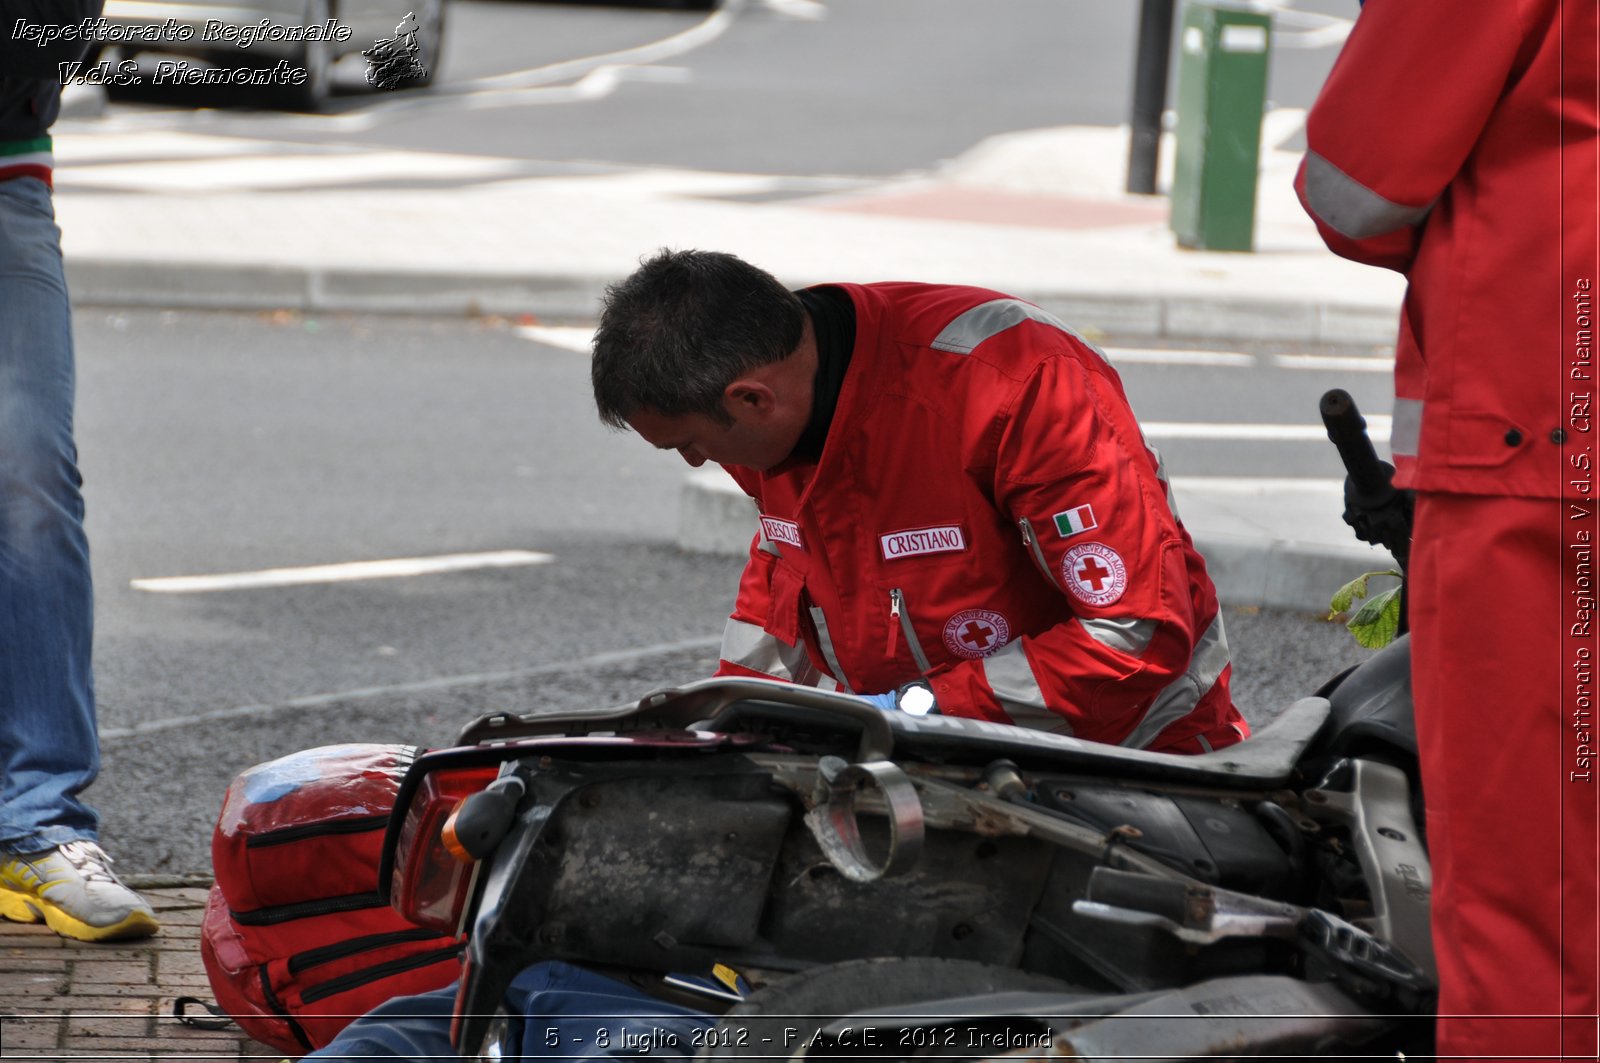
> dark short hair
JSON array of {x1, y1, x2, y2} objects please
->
[{"x1": 591, "y1": 249, "x2": 805, "y2": 428}]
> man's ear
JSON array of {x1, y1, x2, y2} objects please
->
[{"x1": 723, "y1": 378, "x2": 778, "y2": 418}]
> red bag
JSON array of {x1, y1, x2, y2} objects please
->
[{"x1": 200, "y1": 744, "x2": 463, "y2": 1054}]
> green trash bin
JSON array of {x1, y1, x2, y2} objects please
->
[{"x1": 1169, "y1": 0, "x2": 1272, "y2": 252}]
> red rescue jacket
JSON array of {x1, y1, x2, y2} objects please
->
[
  {"x1": 715, "y1": 283, "x2": 1247, "y2": 753},
  {"x1": 1295, "y1": 0, "x2": 1599, "y2": 498}
]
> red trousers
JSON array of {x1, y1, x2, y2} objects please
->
[{"x1": 1411, "y1": 494, "x2": 1598, "y2": 1059}]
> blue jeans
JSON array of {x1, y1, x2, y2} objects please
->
[
  {"x1": 307, "y1": 962, "x2": 714, "y2": 1060},
  {"x1": 0, "y1": 175, "x2": 99, "y2": 853}
]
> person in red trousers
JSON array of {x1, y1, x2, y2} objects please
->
[{"x1": 1297, "y1": 0, "x2": 1599, "y2": 1056}]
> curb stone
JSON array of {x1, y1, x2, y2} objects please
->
[{"x1": 64, "y1": 259, "x2": 1399, "y2": 345}]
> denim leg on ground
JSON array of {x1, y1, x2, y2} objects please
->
[
  {"x1": 0, "y1": 175, "x2": 99, "y2": 853},
  {"x1": 306, "y1": 963, "x2": 712, "y2": 1060}
]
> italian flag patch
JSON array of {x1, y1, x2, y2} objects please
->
[{"x1": 1052, "y1": 504, "x2": 1097, "y2": 538}]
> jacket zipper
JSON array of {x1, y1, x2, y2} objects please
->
[
  {"x1": 244, "y1": 814, "x2": 389, "y2": 849},
  {"x1": 288, "y1": 928, "x2": 450, "y2": 976},
  {"x1": 1018, "y1": 518, "x2": 1062, "y2": 590},
  {"x1": 297, "y1": 942, "x2": 464, "y2": 1005},
  {"x1": 888, "y1": 588, "x2": 934, "y2": 674}
]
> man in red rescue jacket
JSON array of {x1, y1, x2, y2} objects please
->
[
  {"x1": 1296, "y1": 0, "x2": 1598, "y2": 1056},
  {"x1": 592, "y1": 249, "x2": 1247, "y2": 754}
]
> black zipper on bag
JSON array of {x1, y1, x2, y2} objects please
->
[
  {"x1": 259, "y1": 963, "x2": 314, "y2": 1052},
  {"x1": 244, "y1": 814, "x2": 390, "y2": 848},
  {"x1": 231, "y1": 891, "x2": 386, "y2": 926},
  {"x1": 298, "y1": 942, "x2": 464, "y2": 1005},
  {"x1": 288, "y1": 928, "x2": 450, "y2": 976}
]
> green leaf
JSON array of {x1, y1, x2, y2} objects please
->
[
  {"x1": 1346, "y1": 585, "x2": 1403, "y2": 649},
  {"x1": 1328, "y1": 568, "x2": 1403, "y2": 617},
  {"x1": 1328, "y1": 572, "x2": 1372, "y2": 617}
]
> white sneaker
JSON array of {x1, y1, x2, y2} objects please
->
[{"x1": 0, "y1": 840, "x2": 159, "y2": 942}]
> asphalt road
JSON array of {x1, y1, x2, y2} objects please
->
[{"x1": 74, "y1": 310, "x2": 1379, "y2": 876}]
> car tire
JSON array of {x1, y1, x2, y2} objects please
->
[
  {"x1": 408, "y1": 0, "x2": 445, "y2": 88},
  {"x1": 284, "y1": 0, "x2": 334, "y2": 111},
  {"x1": 700, "y1": 957, "x2": 1081, "y2": 1060}
]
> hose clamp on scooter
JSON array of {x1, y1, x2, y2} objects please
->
[{"x1": 804, "y1": 756, "x2": 925, "y2": 882}]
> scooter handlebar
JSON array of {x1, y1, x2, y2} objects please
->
[{"x1": 1320, "y1": 389, "x2": 1393, "y2": 501}]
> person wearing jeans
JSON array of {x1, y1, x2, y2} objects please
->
[{"x1": 0, "y1": 3, "x2": 156, "y2": 942}]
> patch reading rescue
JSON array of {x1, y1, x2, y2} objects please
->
[
  {"x1": 759, "y1": 516, "x2": 803, "y2": 550},
  {"x1": 1061, "y1": 542, "x2": 1128, "y2": 607},
  {"x1": 943, "y1": 609, "x2": 1010, "y2": 659},
  {"x1": 879, "y1": 524, "x2": 968, "y2": 561}
]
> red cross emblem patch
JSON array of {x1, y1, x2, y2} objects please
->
[
  {"x1": 942, "y1": 608, "x2": 1010, "y2": 659},
  {"x1": 1061, "y1": 542, "x2": 1128, "y2": 607}
]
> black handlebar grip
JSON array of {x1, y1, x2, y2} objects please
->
[
  {"x1": 1085, "y1": 867, "x2": 1193, "y2": 926},
  {"x1": 1320, "y1": 389, "x2": 1391, "y2": 499}
]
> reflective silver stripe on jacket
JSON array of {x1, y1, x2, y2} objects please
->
[
  {"x1": 981, "y1": 641, "x2": 1073, "y2": 734},
  {"x1": 809, "y1": 605, "x2": 854, "y2": 694},
  {"x1": 984, "y1": 615, "x2": 1229, "y2": 745},
  {"x1": 1301, "y1": 151, "x2": 1433, "y2": 239},
  {"x1": 1391, "y1": 398, "x2": 1423, "y2": 458},
  {"x1": 720, "y1": 618, "x2": 822, "y2": 686},
  {"x1": 931, "y1": 299, "x2": 1106, "y2": 358},
  {"x1": 1120, "y1": 614, "x2": 1231, "y2": 750},
  {"x1": 1145, "y1": 443, "x2": 1181, "y2": 517},
  {"x1": 1078, "y1": 616, "x2": 1157, "y2": 656}
]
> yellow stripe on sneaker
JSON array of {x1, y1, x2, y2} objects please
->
[{"x1": 0, "y1": 884, "x2": 158, "y2": 942}]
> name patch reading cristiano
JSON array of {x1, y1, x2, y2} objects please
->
[{"x1": 880, "y1": 524, "x2": 967, "y2": 560}]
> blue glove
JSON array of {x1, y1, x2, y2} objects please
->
[{"x1": 859, "y1": 692, "x2": 900, "y2": 713}]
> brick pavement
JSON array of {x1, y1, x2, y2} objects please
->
[{"x1": 0, "y1": 886, "x2": 282, "y2": 1061}]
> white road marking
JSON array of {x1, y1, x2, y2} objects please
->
[
  {"x1": 1266, "y1": 5, "x2": 1354, "y2": 48},
  {"x1": 1261, "y1": 107, "x2": 1307, "y2": 152},
  {"x1": 52, "y1": 130, "x2": 287, "y2": 165},
  {"x1": 1107, "y1": 347, "x2": 1256, "y2": 368},
  {"x1": 761, "y1": 0, "x2": 828, "y2": 19},
  {"x1": 97, "y1": 635, "x2": 722, "y2": 740},
  {"x1": 1145, "y1": 415, "x2": 1391, "y2": 442},
  {"x1": 518, "y1": 325, "x2": 597, "y2": 354},
  {"x1": 131, "y1": 550, "x2": 554, "y2": 593},
  {"x1": 1273, "y1": 353, "x2": 1396, "y2": 373},
  {"x1": 449, "y1": 64, "x2": 692, "y2": 112},
  {"x1": 66, "y1": 1, "x2": 737, "y2": 135},
  {"x1": 516, "y1": 329, "x2": 1268, "y2": 369},
  {"x1": 459, "y1": 6, "x2": 735, "y2": 93},
  {"x1": 56, "y1": 148, "x2": 524, "y2": 192},
  {"x1": 1170, "y1": 476, "x2": 1344, "y2": 493},
  {"x1": 291, "y1": 0, "x2": 738, "y2": 132}
]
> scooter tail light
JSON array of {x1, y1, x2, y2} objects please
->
[{"x1": 390, "y1": 765, "x2": 500, "y2": 932}]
